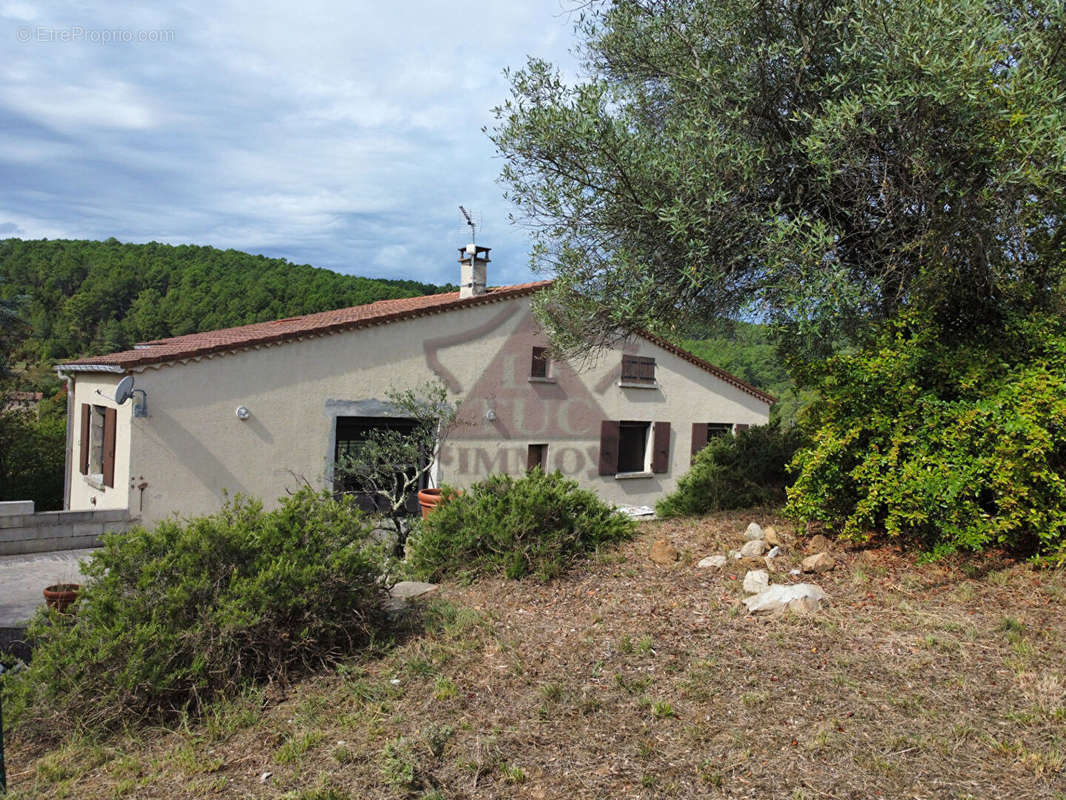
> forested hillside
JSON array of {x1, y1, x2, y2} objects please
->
[
  {"x1": 0, "y1": 238, "x2": 452, "y2": 369},
  {"x1": 680, "y1": 320, "x2": 806, "y2": 424}
]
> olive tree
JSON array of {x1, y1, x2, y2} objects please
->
[
  {"x1": 332, "y1": 381, "x2": 458, "y2": 557},
  {"x1": 491, "y1": 0, "x2": 1066, "y2": 368}
]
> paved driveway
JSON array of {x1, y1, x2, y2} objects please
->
[{"x1": 0, "y1": 548, "x2": 96, "y2": 628}]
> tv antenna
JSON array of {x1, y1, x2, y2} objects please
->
[{"x1": 459, "y1": 205, "x2": 478, "y2": 244}]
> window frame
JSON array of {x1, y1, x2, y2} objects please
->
[
  {"x1": 530, "y1": 346, "x2": 550, "y2": 379},
  {"x1": 527, "y1": 443, "x2": 548, "y2": 472},
  {"x1": 80, "y1": 402, "x2": 117, "y2": 488},
  {"x1": 599, "y1": 419, "x2": 671, "y2": 477}
]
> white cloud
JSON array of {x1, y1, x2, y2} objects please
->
[{"x1": 0, "y1": 0, "x2": 582, "y2": 285}]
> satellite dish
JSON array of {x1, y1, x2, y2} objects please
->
[{"x1": 114, "y1": 375, "x2": 135, "y2": 405}]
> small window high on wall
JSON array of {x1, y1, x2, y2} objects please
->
[
  {"x1": 530, "y1": 346, "x2": 549, "y2": 379},
  {"x1": 620, "y1": 354, "x2": 656, "y2": 385}
]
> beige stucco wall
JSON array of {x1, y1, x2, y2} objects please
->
[
  {"x1": 67, "y1": 373, "x2": 134, "y2": 512},
  {"x1": 67, "y1": 296, "x2": 769, "y2": 525}
]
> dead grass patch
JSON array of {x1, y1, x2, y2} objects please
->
[{"x1": 6, "y1": 511, "x2": 1066, "y2": 798}]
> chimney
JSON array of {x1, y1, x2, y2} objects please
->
[{"x1": 458, "y1": 244, "x2": 490, "y2": 298}]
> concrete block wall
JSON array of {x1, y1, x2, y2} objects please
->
[{"x1": 0, "y1": 503, "x2": 135, "y2": 555}]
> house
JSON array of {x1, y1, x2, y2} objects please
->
[
  {"x1": 2, "y1": 390, "x2": 45, "y2": 416},
  {"x1": 57, "y1": 246, "x2": 773, "y2": 526}
]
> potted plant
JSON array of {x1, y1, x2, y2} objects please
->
[{"x1": 43, "y1": 583, "x2": 81, "y2": 612}]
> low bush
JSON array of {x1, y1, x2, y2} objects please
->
[
  {"x1": 405, "y1": 469, "x2": 636, "y2": 582},
  {"x1": 4, "y1": 489, "x2": 389, "y2": 739},
  {"x1": 656, "y1": 424, "x2": 807, "y2": 517}
]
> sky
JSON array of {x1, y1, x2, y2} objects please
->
[{"x1": 0, "y1": 1, "x2": 583, "y2": 287}]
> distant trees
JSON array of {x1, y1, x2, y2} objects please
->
[
  {"x1": 0, "y1": 393, "x2": 66, "y2": 510},
  {"x1": 0, "y1": 238, "x2": 453, "y2": 365}
]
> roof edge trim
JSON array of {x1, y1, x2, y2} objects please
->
[
  {"x1": 636, "y1": 330, "x2": 777, "y2": 406},
  {"x1": 55, "y1": 364, "x2": 126, "y2": 374}
]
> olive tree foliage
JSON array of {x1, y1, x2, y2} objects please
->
[{"x1": 490, "y1": 0, "x2": 1066, "y2": 369}]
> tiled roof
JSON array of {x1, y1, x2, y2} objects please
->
[
  {"x1": 62, "y1": 282, "x2": 552, "y2": 370},
  {"x1": 60, "y1": 279, "x2": 774, "y2": 405}
]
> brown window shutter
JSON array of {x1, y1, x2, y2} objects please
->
[
  {"x1": 652, "y1": 421, "x2": 671, "y2": 474},
  {"x1": 598, "y1": 420, "x2": 620, "y2": 476},
  {"x1": 621, "y1": 354, "x2": 656, "y2": 383},
  {"x1": 79, "y1": 403, "x2": 91, "y2": 474},
  {"x1": 733, "y1": 423, "x2": 750, "y2": 435},
  {"x1": 102, "y1": 407, "x2": 118, "y2": 488},
  {"x1": 691, "y1": 422, "x2": 709, "y2": 463}
]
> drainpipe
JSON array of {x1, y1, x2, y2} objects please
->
[
  {"x1": 0, "y1": 663, "x2": 6, "y2": 792},
  {"x1": 57, "y1": 369, "x2": 73, "y2": 510}
]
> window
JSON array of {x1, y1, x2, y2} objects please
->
[
  {"x1": 598, "y1": 420, "x2": 671, "y2": 476},
  {"x1": 80, "y1": 403, "x2": 117, "y2": 488},
  {"x1": 620, "y1": 354, "x2": 656, "y2": 385},
  {"x1": 334, "y1": 416, "x2": 422, "y2": 513},
  {"x1": 530, "y1": 346, "x2": 549, "y2": 379},
  {"x1": 618, "y1": 421, "x2": 650, "y2": 472},
  {"x1": 89, "y1": 406, "x2": 106, "y2": 474},
  {"x1": 690, "y1": 422, "x2": 733, "y2": 462},
  {"x1": 527, "y1": 443, "x2": 548, "y2": 472}
]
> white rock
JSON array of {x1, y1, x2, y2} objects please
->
[
  {"x1": 743, "y1": 583, "x2": 826, "y2": 614},
  {"x1": 789, "y1": 568, "x2": 802, "y2": 576},
  {"x1": 697, "y1": 555, "x2": 728, "y2": 569},
  {"x1": 260, "y1": 772, "x2": 273, "y2": 783},
  {"x1": 740, "y1": 539, "x2": 767, "y2": 557},
  {"x1": 766, "y1": 545, "x2": 781, "y2": 559},
  {"x1": 618, "y1": 504, "x2": 656, "y2": 518},
  {"x1": 742, "y1": 569, "x2": 770, "y2": 595},
  {"x1": 743, "y1": 522, "x2": 765, "y2": 541},
  {"x1": 729, "y1": 549, "x2": 741, "y2": 559}
]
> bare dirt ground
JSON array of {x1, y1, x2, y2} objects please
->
[{"x1": 7, "y1": 512, "x2": 1066, "y2": 799}]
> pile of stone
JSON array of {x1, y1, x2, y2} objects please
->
[{"x1": 696, "y1": 521, "x2": 833, "y2": 614}]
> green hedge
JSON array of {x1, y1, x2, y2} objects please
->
[
  {"x1": 4, "y1": 489, "x2": 389, "y2": 738},
  {"x1": 405, "y1": 469, "x2": 636, "y2": 582},
  {"x1": 656, "y1": 424, "x2": 807, "y2": 517},
  {"x1": 786, "y1": 312, "x2": 1066, "y2": 561}
]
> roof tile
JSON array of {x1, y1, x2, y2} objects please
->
[{"x1": 60, "y1": 279, "x2": 774, "y2": 404}]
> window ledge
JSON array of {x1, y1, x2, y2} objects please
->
[
  {"x1": 617, "y1": 380, "x2": 659, "y2": 390},
  {"x1": 615, "y1": 470, "x2": 654, "y2": 480},
  {"x1": 83, "y1": 474, "x2": 106, "y2": 491},
  {"x1": 528, "y1": 376, "x2": 557, "y2": 384}
]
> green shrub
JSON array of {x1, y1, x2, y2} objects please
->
[
  {"x1": 656, "y1": 424, "x2": 807, "y2": 517},
  {"x1": 786, "y1": 312, "x2": 1066, "y2": 561},
  {"x1": 4, "y1": 489, "x2": 389, "y2": 739},
  {"x1": 405, "y1": 469, "x2": 635, "y2": 582}
]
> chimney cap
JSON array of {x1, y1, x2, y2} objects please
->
[{"x1": 457, "y1": 244, "x2": 491, "y2": 263}]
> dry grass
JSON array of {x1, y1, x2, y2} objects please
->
[{"x1": 7, "y1": 511, "x2": 1066, "y2": 799}]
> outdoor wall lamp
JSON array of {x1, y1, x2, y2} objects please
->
[{"x1": 132, "y1": 389, "x2": 148, "y2": 418}]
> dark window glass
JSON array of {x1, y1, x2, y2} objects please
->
[
  {"x1": 617, "y1": 421, "x2": 650, "y2": 472},
  {"x1": 531, "y1": 346, "x2": 549, "y2": 378},
  {"x1": 527, "y1": 443, "x2": 548, "y2": 472}
]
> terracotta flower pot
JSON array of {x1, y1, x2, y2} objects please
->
[
  {"x1": 43, "y1": 583, "x2": 81, "y2": 612},
  {"x1": 417, "y1": 488, "x2": 444, "y2": 519}
]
